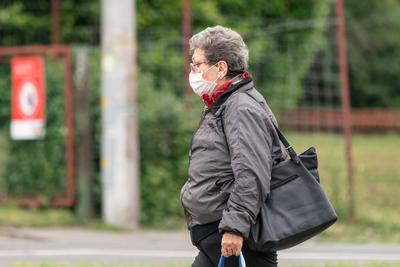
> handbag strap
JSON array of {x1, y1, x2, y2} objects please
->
[
  {"x1": 271, "y1": 123, "x2": 300, "y2": 164},
  {"x1": 244, "y1": 91, "x2": 301, "y2": 164},
  {"x1": 218, "y1": 252, "x2": 246, "y2": 267}
]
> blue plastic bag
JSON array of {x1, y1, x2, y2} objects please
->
[{"x1": 217, "y1": 252, "x2": 246, "y2": 267}]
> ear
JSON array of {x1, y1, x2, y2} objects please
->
[{"x1": 218, "y1": 60, "x2": 228, "y2": 78}]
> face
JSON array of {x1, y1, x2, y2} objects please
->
[{"x1": 191, "y1": 48, "x2": 227, "y2": 83}]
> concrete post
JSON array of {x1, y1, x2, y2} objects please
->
[{"x1": 101, "y1": 0, "x2": 139, "y2": 229}]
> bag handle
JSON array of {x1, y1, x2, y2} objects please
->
[
  {"x1": 271, "y1": 123, "x2": 300, "y2": 164},
  {"x1": 218, "y1": 90, "x2": 300, "y2": 164},
  {"x1": 244, "y1": 91, "x2": 300, "y2": 164},
  {"x1": 217, "y1": 252, "x2": 246, "y2": 267}
]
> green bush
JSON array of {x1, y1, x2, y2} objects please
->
[
  {"x1": 137, "y1": 72, "x2": 201, "y2": 227},
  {"x1": 0, "y1": 58, "x2": 66, "y2": 199}
]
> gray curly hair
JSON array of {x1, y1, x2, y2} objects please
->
[{"x1": 189, "y1": 25, "x2": 249, "y2": 78}]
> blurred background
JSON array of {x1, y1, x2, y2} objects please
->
[{"x1": 0, "y1": 0, "x2": 399, "y2": 246}]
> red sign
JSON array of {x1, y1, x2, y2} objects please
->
[{"x1": 10, "y1": 56, "x2": 46, "y2": 140}]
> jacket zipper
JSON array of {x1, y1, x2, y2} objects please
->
[
  {"x1": 188, "y1": 109, "x2": 209, "y2": 162},
  {"x1": 186, "y1": 110, "x2": 208, "y2": 227}
]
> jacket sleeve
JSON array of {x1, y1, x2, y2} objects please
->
[{"x1": 218, "y1": 97, "x2": 274, "y2": 239}]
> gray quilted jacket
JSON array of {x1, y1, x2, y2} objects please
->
[{"x1": 180, "y1": 77, "x2": 286, "y2": 239}]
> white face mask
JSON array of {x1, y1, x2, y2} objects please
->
[{"x1": 189, "y1": 64, "x2": 219, "y2": 96}]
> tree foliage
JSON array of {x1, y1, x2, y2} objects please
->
[
  {"x1": 346, "y1": 0, "x2": 400, "y2": 107},
  {"x1": 0, "y1": 0, "x2": 99, "y2": 45}
]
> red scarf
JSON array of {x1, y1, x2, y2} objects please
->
[{"x1": 201, "y1": 71, "x2": 250, "y2": 108}]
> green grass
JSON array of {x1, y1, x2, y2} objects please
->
[
  {"x1": 9, "y1": 262, "x2": 400, "y2": 267},
  {"x1": 0, "y1": 204, "x2": 125, "y2": 231},
  {"x1": 0, "y1": 204, "x2": 76, "y2": 227}
]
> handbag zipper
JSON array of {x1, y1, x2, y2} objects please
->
[{"x1": 270, "y1": 174, "x2": 299, "y2": 190}]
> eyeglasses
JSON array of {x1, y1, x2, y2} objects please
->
[{"x1": 190, "y1": 61, "x2": 208, "y2": 73}]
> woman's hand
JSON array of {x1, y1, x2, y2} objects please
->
[{"x1": 221, "y1": 232, "x2": 243, "y2": 257}]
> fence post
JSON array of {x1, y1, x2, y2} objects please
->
[
  {"x1": 75, "y1": 47, "x2": 94, "y2": 220},
  {"x1": 335, "y1": 0, "x2": 355, "y2": 220}
]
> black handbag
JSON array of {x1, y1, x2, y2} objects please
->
[{"x1": 247, "y1": 124, "x2": 338, "y2": 252}]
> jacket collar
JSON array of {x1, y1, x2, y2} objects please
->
[
  {"x1": 208, "y1": 76, "x2": 253, "y2": 115},
  {"x1": 201, "y1": 71, "x2": 250, "y2": 108}
]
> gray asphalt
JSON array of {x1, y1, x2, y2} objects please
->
[{"x1": 1, "y1": 227, "x2": 400, "y2": 266}]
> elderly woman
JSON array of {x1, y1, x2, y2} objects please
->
[{"x1": 180, "y1": 25, "x2": 285, "y2": 267}]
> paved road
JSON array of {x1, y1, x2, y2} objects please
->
[{"x1": 1, "y1": 227, "x2": 400, "y2": 266}]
